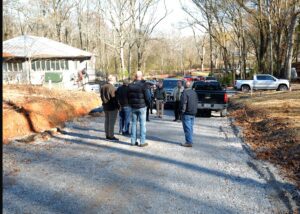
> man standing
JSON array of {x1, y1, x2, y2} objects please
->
[
  {"x1": 116, "y1": 80, "x2": 131, "y2": 135},
  {"x1": 154, "y1": 81, "x2": 166, "y2": 118},
  {"x1": 128, "y1": 71, "x2": 151, "y2": 147},
  {"x1": 145, "y1": 82, "x2": 154, "y2": 122},
  {"x1": 100, "y1": 75, "x2": 119, "y2": 141},
  {"x1": 180, "y1": 81, "x2": 198, "y2": 147},
  {"x1": 172, "y1": 80, "x2": 184, "y2": 121}
]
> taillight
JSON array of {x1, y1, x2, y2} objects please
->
[{"x1": 224, "y1": 93, "x2": 228, "y2": 103}]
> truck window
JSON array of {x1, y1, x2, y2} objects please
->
[
  {"x1": 193, "y1": 82, "x2": 222, "y2": 91},
  {"x1": 265, "y1": 76, "x2": 275, "y2": 81},
  {"x1": 256, "y1": 75, "x2": 266, "y2": 80}
]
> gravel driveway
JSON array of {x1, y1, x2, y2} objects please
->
[{"x1": 3, "y1": 110, "x2": 298, "y2": 213}]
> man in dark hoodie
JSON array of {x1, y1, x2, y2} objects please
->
[
  {"x1": 180, "y1": 80, "x2": 198, "y2": 147},
  {"x1": 100, "y1": 75, "x2": 119, "y2": 141},
  {"x1": 116, "y1": 80, "x2": 131, "y2": 135},
  {"x1": 128, "y1": 71, "x2": 151, "y2": 147}
]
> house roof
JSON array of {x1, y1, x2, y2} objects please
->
[{"x1": 3, "y1": 35, "x2": 92, "y2": 60}]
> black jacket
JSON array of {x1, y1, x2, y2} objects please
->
[
  {"x1": 180, "y1": 88, "x2": 198, "y2": 116},
  {"x1": 154, "y1": 87, "x2": 166, "y2": 101},
  {"x1": 128, "y1": 80, "x2": 151, "y2": 109},
  {"x1": 116, "y1": 85, "x2": 129, "y2": 107}
]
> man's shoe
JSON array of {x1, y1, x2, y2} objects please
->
[
  {"x1": 173, "y1": 119, "x2": 177, "y2": 121},
  {"x1": 181, "y1": 143, "x2": 192, "y2": 147},
  {"x1": 139, "y1": 143, "x2": 148, "y2": 147},
  {"x1": 109, "y1": 136, "x2": 119, "y2": 141},
  {"x1": 131, "y1": 141, "x2": 139, "y2": 146},
  {"x1": 123, "y1": 132, "x2": 130, "y2": 136},
  {"x1": 146, "y1": 119, "x2": 150, "y2": 122}
]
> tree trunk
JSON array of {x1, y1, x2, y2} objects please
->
[
  {"x1": 137, "y1": 45, "x2": 143, "y2": 71},
  {"x1": 127, "y1": 45, "x2": 132, "y2": 80},
  {"x1": 120, "y1": 44, "x2": 125, "y2": 80},
  {"x1": 284, "y1": 14, "x2": 298, "y2": 80}
]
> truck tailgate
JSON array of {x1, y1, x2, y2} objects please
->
[{"x1": 195, "y1": 90, "x2": 227, "y2": 104}]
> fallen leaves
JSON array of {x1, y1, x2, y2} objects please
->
[{"x1": 230, "y1": 91, "x2": 300, "y2": 188}]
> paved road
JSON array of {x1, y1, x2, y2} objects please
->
[{"x1": 3, "y1": 110, "x2": 296, "y2": 213}]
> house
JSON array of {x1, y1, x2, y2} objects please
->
[{"x1": 3, "y1": 35, "x2": 96, "y2": 89}]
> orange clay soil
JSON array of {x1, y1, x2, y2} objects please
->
[
  {"x1": 3, "y1": 84, "x2": 101, "y2": 143},
  {"x1": 229, "y1": 90, "x2": 300, "y2": 188}
]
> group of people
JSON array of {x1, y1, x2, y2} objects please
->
[{"x1": 100, "y1": 71, "x2": 198, "y2": 147}]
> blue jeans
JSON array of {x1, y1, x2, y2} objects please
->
[
  {"x1": 131, "y1": 107, "x2": 147, "y2": 145},
  {"x1": 119, "y1": 106, "x2": 131, "y2": 134},
  {"x1": 182, "y1": 114, "x2": 195, "y2": 144}
]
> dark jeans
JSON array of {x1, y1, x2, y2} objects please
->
[
  {"x1": 174, "y1": 101, "x2": 181, "y2": 120},
  {"x1": 182, "y1": 114, "x2": 195, "y2": 144},
  {"x1": 146, "y1": 100, "x2": 153, "y2": 120},
  {"x1": 119, "y1": 106, "x2": 131, "y2": 134}
]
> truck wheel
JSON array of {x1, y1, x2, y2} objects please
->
[
  {"x1": 220, "y1": 109, "x2": 227, "y2": 117},
  {"x1": 197, "y1": 110, "x2": 204, "y2": 117},
  {"x1": 205, "y1": 110, "x2": 212, "y2": 117},
  {"x1": 278, "y1": 84, "x2": 288, "y2": 91},
  {"x1": 241, "y1": 85, "x2": 250, "y2": 92}
]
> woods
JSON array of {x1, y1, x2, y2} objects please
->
[{"x1": 3, "y1": 0, "x2": 300, "y2": 80}]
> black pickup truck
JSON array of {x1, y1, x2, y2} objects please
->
[{"x1": 192, "y1": 81, "x2": 228, "y2": 117}]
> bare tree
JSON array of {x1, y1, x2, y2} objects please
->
[{"x1": 131, "y1": 0, "x2": 168, "y2": 70}]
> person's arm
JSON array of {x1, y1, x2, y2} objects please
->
[
  {"x1": 163, "y1": 89, "x2": 167, "y2": 102},
  {"x1": 144, "y1": 87, "x2": 151, "y2": 106},
  {"x1": 180, "y1": 91, "x2": 187, "y2": 114}
]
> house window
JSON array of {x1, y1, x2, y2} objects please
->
[
  {"x1": 36, "y1": 61, "x2": 41, "y2": 71},
  {"x1": 60, "y1": 60, "x2": 65, "y2": 70},
  {"x1": 13, "y1": 63, "x2": 18, "y2": 72},
  {"x1": 31, "y1": 61, "x2": 36, "y2": 71},
  {"x1": 46, "y1": 60, "x2": 51, "y2": 70},
  {"x1": 41, "y1": 60, "x2": 46, "y2": 70},
  {"x1": 55, "y1": 60, "x2": 60, "y2": 70},
  {"x1": 3, "y1": 63, "x2": 7, "y2": 72},
  {"x1": 51, "y1": 61, "x2": 55, "y2": 70},
  {"x1": 17, "y1": 62, "x2": 22, "y2": 72},
  {"x1": 8, "y1": 63, "x2": 13, "y2": 72},
  {"x1": 65, "y1": 60, "x2": 69, "y2": 70}
]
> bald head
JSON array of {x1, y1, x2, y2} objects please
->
[
  {"x1": 185, "y1": 81, "x2": 192, "y2": 88},
  {"x1": 107, "y1": 75, "x2": 116, "y2": 84},
  {"x1": 135, "y1": 71, "x2": 143, "y2": 81}
]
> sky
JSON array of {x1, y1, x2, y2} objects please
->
[{"x1": 154, "y1": 0, "x2": 196, "y2": 37}]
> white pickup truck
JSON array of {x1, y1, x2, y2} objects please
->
[{"x1": 235, "y1": 74, "x2": 290, "y2": 92}]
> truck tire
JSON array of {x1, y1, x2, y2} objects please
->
[
  {"x1": 220, "y1": 109, "x2": 227, "y2": 117},
  {"x1": 278, "y1": 84, "x2": 288, "y2": 91},
  {"x1": 205, "y1": 110, "x2": 212, "y2": 117},
  {"x1": 197, "y1": 110, "x2": 204, "y2": 117},
  {"x1": 241, "y1": 85, "x2": 250, "y2": 92}
]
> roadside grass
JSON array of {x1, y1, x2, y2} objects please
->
[{"x1": 229, "y1": 90, "x2": 300, "y2": 188}]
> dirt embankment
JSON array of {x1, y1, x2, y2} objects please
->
[
  {"x1": 229, "y1": 91, "x2": 300, "y2": 188},
  {"x1": 3, "y1": 85, "x2": 101, "y2": 143}
]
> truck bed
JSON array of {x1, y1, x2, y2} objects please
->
[{"x1": 192, "y1": 81, "x2": 228, "y2": 111}]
